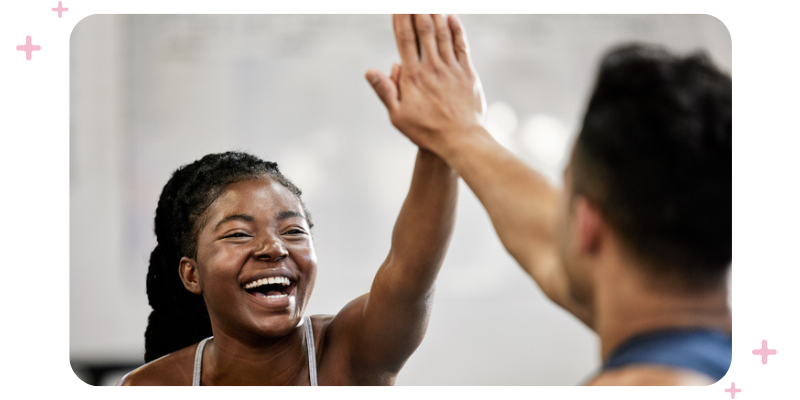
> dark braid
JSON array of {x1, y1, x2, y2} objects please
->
[{"x1": 144, "y1": 151, "x2": 310, "y2": 362}]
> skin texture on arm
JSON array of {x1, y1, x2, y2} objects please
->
[
  {"x1": 350, "y1": 148, "x2": 458, "y2": 374},
  {"x1": 444, "y1": 131, "x2": 593, "y2": 327},
  {"x1": 365, "y1": 14, "x2": 593, "y2": 327},
  {"x1": 320, "y1": 22, "x2": 460, "y2": 378},
  {"x1": 324, "y1": 150, "x2": 457, "y2": 381}
]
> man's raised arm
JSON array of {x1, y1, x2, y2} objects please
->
[{"x1": 366, "y1": 14, "x2": 593, "y2": 327}]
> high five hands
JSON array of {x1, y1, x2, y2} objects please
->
[{"x1": 366, "y1": 14, "x2": 487, "y2": 154}]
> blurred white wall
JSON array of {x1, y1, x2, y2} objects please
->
[{"x1": 69, "y1": 14, "x2": 731, "y2": 385}]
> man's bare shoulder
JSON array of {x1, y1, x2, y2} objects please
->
[
  {"x1": 587, "y1": 365, "x2": 715, "y2": 386},
  {"x1": 116, "y1": 343, "x2": 199, "y2": 386}
]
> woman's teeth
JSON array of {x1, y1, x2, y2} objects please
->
[{"x1": 244, "y1": 276, "x2": 291, "y2": 290}]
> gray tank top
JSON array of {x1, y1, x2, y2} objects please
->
[{"x1": 192, "y1": 315, "x2": 319, "y2": 386}]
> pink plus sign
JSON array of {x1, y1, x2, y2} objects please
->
[
  {"x1": 725, "y1": 382, "x2": 741, "y2": 399},
  {"x1": 52, "y1": 2, "x2": 68, "y2": 18},
  {"x1": 16, "y1": 36, "x2": 41, "y2": 61},
  {"x1": 752, "y1": 339, "x2": 777, "y2": 364}
]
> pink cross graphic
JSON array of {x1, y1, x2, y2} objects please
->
[
  {"x1": 52, "y1": 2, "x2": 68, "y2": 18},
  {"x1": 752, "y1": 339, "x2": 777, "y2": 364},
  {"x1": 16, "y1": 36, "x2": 41, "y2": 61},
  {"x1": 725, "y1": 382, "x2": 741, "y2": 399}
]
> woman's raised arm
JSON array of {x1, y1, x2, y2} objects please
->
[{"x1": 323, "y1": 17, "x2": 464, "y2": 378}]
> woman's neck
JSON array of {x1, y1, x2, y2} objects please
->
[{"x1": 202, "y1": 324, "x2": 310, "y2": 386}]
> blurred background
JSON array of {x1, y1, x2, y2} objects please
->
[{"x1": 69, "y1": 14, "x2": 731, "y2": 386}]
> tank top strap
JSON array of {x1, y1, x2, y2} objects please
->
[
  {"x1": 304, "y1": 315, "x2": 318, "y2": 386},
  {"x1": 192, "y1": 336, "x2": 213, "y2": 386}
]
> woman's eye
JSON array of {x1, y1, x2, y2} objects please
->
[
  {"x1": 224, "y1": 232, "x2": 251, "y2": 239},
  {"x1": 285, "y1": 229, "x2": 306, "y2": 235}
]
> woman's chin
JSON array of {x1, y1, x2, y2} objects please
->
[{"x1": 252, "y1": 315, "x2": 303, "y2": 338}]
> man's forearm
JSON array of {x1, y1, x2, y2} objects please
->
[{"x1": 434, "y1": 125, "x2": 560, "y2": 273}]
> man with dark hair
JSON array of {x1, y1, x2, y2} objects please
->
[{"x1": 366, "y1": 14, "x2": 731, "y2": 385}]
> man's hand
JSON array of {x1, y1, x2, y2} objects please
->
[{"x1": 366, "y1": 14, "x2": 486, "y2": 153}]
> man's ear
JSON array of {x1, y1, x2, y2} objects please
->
[
  {"x1": 574, "y1": 197, "x2": 604, "y2": 255},
  {"x1": 179, "y1": 257, "x2": 203, "y2": 295}
]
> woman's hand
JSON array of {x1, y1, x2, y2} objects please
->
[{"x1": 366, "y1": 14, "x2": 486, "y2": 153}]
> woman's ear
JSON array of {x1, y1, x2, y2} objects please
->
[{"x1": 179, "y1": 257, "x2": 203, "y2": 295}]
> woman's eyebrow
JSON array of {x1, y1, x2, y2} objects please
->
[
  {"x1": 214, "y1": 214, "x2": 254, "y2": 230},
  {"x1": 277, "y1": 210, "x2": 305, "y2": 221}
]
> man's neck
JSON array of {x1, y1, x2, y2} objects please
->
[{"x1": 592, "y1": 257, "x2": 731, "y2": 362}]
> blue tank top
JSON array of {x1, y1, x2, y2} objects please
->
[{"x1": 603, "y1": 329, "x2": 731, "y2": 381}]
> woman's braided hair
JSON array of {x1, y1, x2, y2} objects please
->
[{"x1": 144, "y1": 151, "x2": 310, "y2": 362}]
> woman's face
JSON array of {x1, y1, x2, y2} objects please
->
[{"x1": 190, "y1": 176, "x2": 317, "y2": 339}]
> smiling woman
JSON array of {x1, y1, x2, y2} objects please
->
[
  {"x1": 140, "y1": 153, "x2": 310, "y2": 365},
  {"x1": 184, "y1": 176, "x2": 317, "y2": 340},
  {"x1": 117, "y1": 149, "x2": 458, "y2": 385}
]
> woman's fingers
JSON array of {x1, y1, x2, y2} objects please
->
[
  {"x1": 433, "y1": 14, "x2": 455, "y2": 65},
  {"x1": 393, "y1": 15, "x2": 420, "y2": 67},
  {"x1": 365, "y1": 68, "x2": 399, "y2": 113},
  {"x1": 449, "y1": 15, "x2": 472, "y2": 68},
  {"x1": 390, "y1": 63, "x2": 401, "y2": 85}
]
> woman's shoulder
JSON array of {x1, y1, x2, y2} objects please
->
[
  {"x1": 116, "y1": 342, "x2": 201, "y2": 386},
  {"x1": 308, "y1": 314, "x2": 336, "y2": 346},
  {"x1": 309, "y1": 314, "x2": 335, "y2": 326}
]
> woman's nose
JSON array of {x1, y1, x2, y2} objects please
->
[{"x1": 253, "y1": 237, "x2": 288, "y2": 261}]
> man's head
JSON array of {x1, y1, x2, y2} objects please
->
[{"x1": 559, "y1": 44, "x2": 731, "y2": 303}]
